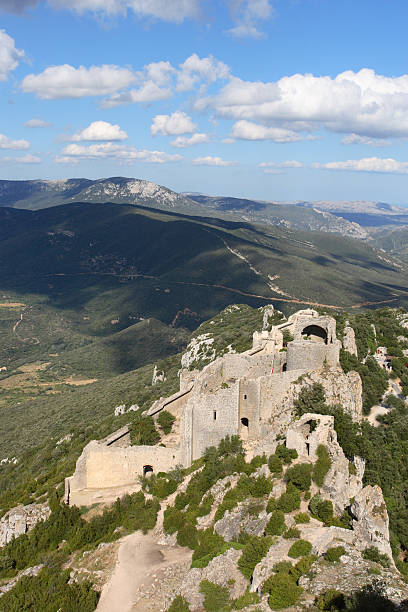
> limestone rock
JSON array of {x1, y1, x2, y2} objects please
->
[
  {"x1": 178, "y1": 548, "x2": 248, "y2": 609},
  {"x1": 351, "y1": 485, "x2": 393, "y2": 560},
  {"x1": 152, "y1": 365, "x2": 166, "y2": 385},
  {"x1": 343, "y1": 324, "x2": 358, "y2": 357},
  {"x1": 0, "y1": 565, "x2": 43, "y2": 597},
  {"x1": 0, "y1": 503, "x2": 50, "y2": 547},
  {"x1": 214, "y1": 500, "x2": 269, "y2": 541}
]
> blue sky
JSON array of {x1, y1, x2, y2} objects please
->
[{"x1": 2, "y1": 0, "x2": 408, "y2": 203}]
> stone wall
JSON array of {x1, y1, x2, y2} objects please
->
[
  {"x1": 286, "y1": 340, "x2": 340, "y2": 371},
  {"x1": 66, "y1": 442, "x2": 180, "y2": 503}
]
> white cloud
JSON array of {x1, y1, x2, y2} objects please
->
[
  {"x1": 341, "y1": 133, "x2": 391, "y2": 147},
  {"x1": 316, "y1": 157, "x2": 408, "y2": 174},
  {"x1": 0, "y1": 133, "x2": 29, "y2": 150},
  {"x1": 0, "y1": 153, "x2": 41, "y2": 163},
  {"x1": 21, "y1": 64, "x2": 136, "y2": 99},
  {"x1": 192, "y1": 155, "x2": 237, "y2": 166},
  {"x1": 177, "y1": 53, "x2": 230, "y2": 92},
  {"x1": 151, "y1": 111, "x2": 196, "y2": 136},
  {"x1": 0, "y1": 29, "x2": 24, "y2": 81},
  {"x1": 227, "y1": 0, "x2": 273, "y2": 39},
  {"x1": 59, "y1": 142, "x2": 182, "y2": 163},
  {"x1": 230, "y1": 120, "x2": 311, "y2": 142},
  {"x1": 260, "y1": 160, "x2": 303, "y2": 169},
  {"x1": 207, "y1": 69, "x2": 408, "y2": 140},
  {"x1": 71, "y1": 120, "x2": 128, "y2": 141},
  {"x1": 24, "y1": 118, "x2": 53, "y2": 128},
  {"x1": 103, "y1": 82, "x2": 172, "y2": 107},
  {"x1": 49, "y1": 0, "x2": 201, "y2": 22},
  {"x1": 171, "y1": 133, "x2": 210, "y2": 147}
]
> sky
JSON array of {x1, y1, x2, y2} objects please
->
[{"x1": 2, "y1": 0, "x2": 408, "y2": 203}]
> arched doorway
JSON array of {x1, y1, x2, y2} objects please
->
[
  {"x1": 301, "y1": 325, "x2": 328, "y2": 344},
  {"x1": 240, "y1": 417, "x2": 249, "y2": 441},
  {"x1": 143, "y1": 465, "x2": 153, "y2": 478}
]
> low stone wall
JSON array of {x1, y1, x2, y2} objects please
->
[{"x1": 65, "y1": 442, "x2": 181, "y2": 504}]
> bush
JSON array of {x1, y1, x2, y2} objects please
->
[
  {"x1": 277, "y1": 490, "x2": 301, "y2": 513},
  {"x1": 290, "y1": 555, "x2": 317, "y2": 581},
  {"x1": 192, "y1": 529, "x2": 226, "y2": 568},
  {"x1": 238, "y1": 536, "x2": 271, "y2": 579},
  {"x1": 177, "y1": 523, "x2": 198, "y2": 549},
  {"x1": 325, "y1": 546, "x2": 346, "y2": 563},
  {"x1": 285, "y1": 463, "x2": 313, "y2": 491},
  {"x1": 275, "y1": 444, "x2": 298, "y2": 464},
  {"x1": 265, "y1": 510, "x2": 286, "y2": 536},
  {"x1": 249, "y1": 474, "x2": 273, "y2": 497},
  {"x1": 232, "y1": 589, "x2": 260, "y2": 609},
  {"x1": 263, "y1": 573, "x2": 302, "y2": 610},
  {"x1": 168, "y1": 595, "x2": 191, "y2": 612},
  {"x1": 294, "y1": 512, "x2": 310, "y2": 524},
  {"x1": 200, "y1": 580, "x2": 230, "y2": 612},
  {"x1": 362, "y1": 546, "x2": 391, "y2": 568},
  {"x1": 130, "y1": 414, "x2": 160, "y2": 446},
  {"x1": 313, "y1": 445, "x2": 332, "y2": 487},
  {"x1": 283, "y1": 527, "x2": 300, "y2": 539},
  {"x1": 294, "y1": 383, "x2": 327, "y2": 418},
  {"x1": 268, "y1": 454, "x2": 283, "y2": 474},
  {"x1": 163, "y1": 506, "x2": 184, "y2": 535},
  {"x1": 309, "y1": 495, "x2": 334, "y2": 524},
  {"x1": 315, "y1": 589, "x2": 345, "y2": 610},
  {"x1": 157, "y1": 410, "x2": 175, "y2": 435},
  {"x1": 288, "y1": 539, "x2": 312, "y2": 558}
]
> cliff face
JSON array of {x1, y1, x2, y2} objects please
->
[{"x1": 0, "y1": 503, "x2": 50, "y2": 547}]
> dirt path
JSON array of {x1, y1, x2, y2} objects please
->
[{"x1": 96, "y1": 531, "x2": 191, "y2": 612}]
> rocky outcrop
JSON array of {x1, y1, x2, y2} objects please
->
[
  {"x1": 178, "y1": 548, "x2": 247, "y2": 609},
  {"x1": 351, "y1": 485, "x2": 393, "y2": 560},
  {"x1": 0, "y1": 565, "x2": 43, "y2": 597},
  {"x1": 286, "y1": 413, "x2": 365, "y2": 514},
  {"x1": 214, "y1": 499, "x2": 269, "y2": 541},
  {"x1": 0, "y1": 503, "x2": 50, "y2": 547},
  {"x1": 343, "y1": 323, "x2": 358, "y2": 357}
]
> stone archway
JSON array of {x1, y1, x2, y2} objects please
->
[
  {"x1": 301, "y1": 324, "x2": 328, "y2": 344},
  {"x1": 143, "y1": 465, "x2": 153, "y2": 478},
  {"x1": 240, "y1": 417, "x2": 249, "y2": 441}
]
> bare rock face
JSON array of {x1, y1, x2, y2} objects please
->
[
  {"x1": 178, "y1": 548, "x2": 248, "y2": 609},
  {"x1": 351, "y1": 485, "x2": 393, "y2": 560},
  {"x1": 214, "y1": 500, "x2": 269, "y2": 542},
  {"x1": 0, "y1": 503, "x2": 50, "y2": 547},
  {"x1": 343, "y1": 324, "x2": 358, "y2": 357},
  {"x1": 286, "y1": 413, "x2": 365, "y2": 514}
]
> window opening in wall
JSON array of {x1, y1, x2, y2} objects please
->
[
  {"x1": 213, "y1": 411, "x2": 217, "y2": 421},
  {"x1": 305, "y1": 443, "x2": 310, "y2": 456},
  {"x1": 244, "y1": 394, "x2": 247, "y2": 399},
  {"x1": 143, "y1": 465, "x2": 153, "y2": 477},
  {"x1": 241, "y1": 417, "x2": 249, "y2": 428}
]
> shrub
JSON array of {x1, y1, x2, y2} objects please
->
[
  {"x1": 130, "y1": 414, "x2": 160, "y2": 446},
  {"x1": 294, "y1": 512, "x2": 310, "y2": 524},
  {"x1": 285, "y1": 463, "x2": 313, "y2": 491},
  {"x1": 177, "y1": 523, "x2": 198, "y2": 549},
  {"x1": 265, "y1": 510, "x2": 286, "y2": 536},
  {"x1": 168, "y1": 595, "x2": 191, "y2": 612},
  {"x1": 277, "y1": 490, "x2": 301, "y2": 513},
  {"x1": 309, "y1": 495, "x2": 334, "y2": 524},
  {"x1": 238, "y1": 536, "x2": 271, "y2": 579},
  {"x1": 266, "y1": 497, "x2": 277, "y2": 513},
  {"x1": 175, "y1": 492, "x2": 189, "y2": 510},
  {"x1": 157, "y1": 410, "x2": 175, "y2": 435},
  {"x1": 192, "y1": 529, "x2": 226, "y2": 568},
  {"x1": 283, "y1": 527, "x2": 300, "y2": 539},
  {"x1": 263, "y1": 573, "x2": 302, "y2": 610},
  {"x1": 232, "y1": 589, "x2": 260, "y2": 609},
  {"x1": 273, "y1": 561, "x2": 293, "y2": 574},
  {"x1": 249, "y1": 474, "x2": 273, "y2": 497},
  {"x1": 196, "y1": 494, "x2": 214, "y2": 517},
  {"x1": 313, "y1": 445, "x2": 332, "y2": 487},
  {"x1": 315, "y1": 589, "x2": 345, "y2": 610},
  {"x1": 250, "y1": 454, "x2": 267, "y2": 469},
  {"x1": 275, "y1": 444, "x2": 298, "y2": 464},
  {"x1": 325, "y1": 546, "x2": 346, "y2": 563},
  {"x1": 268, "y1": 454, "x2": 283, "y2": 474},
  {"x1": 199, "y1": 580, "x2": 230, "y2": 612},
  {"x1": 362, "y1": 546, "x2": 391, "y2": 568},
  {"x1": 294, "y1": 383, "x2": 327, "y2": 418},
  {"x1": 288, "y1": 539, "x2": 312, "y2": 558},
  {"x1": 290, "y1": 555, "x2": 317, "y2": 580},
  {"x1": 163, "y1": 506, "x2": 184, "y2": 535}
]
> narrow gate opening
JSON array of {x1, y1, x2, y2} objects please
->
[
  {"x1": 241, "y1": 417, "x2": 249, "y2": 428},
  {"x1": 143, "y1": 465, "x2": 153, "y2": 477}
]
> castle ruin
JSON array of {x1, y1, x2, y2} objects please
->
[{"x1": 65, "y1": 309, "x2": 362, "y2": 507}]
